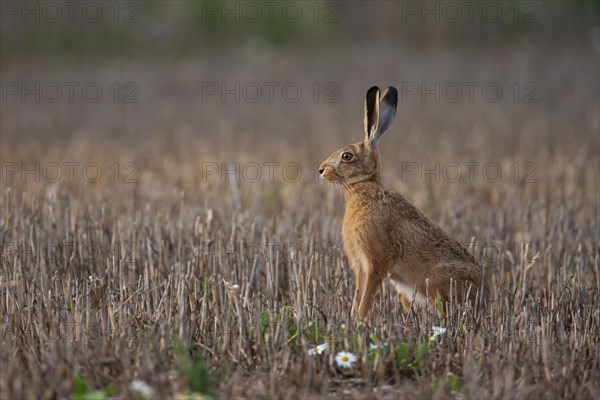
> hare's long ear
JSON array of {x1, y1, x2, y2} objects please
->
[
  {"x1": 364, "y1": 86, "x2": 380, "y2": 144},
  {"x1": 364, "y1": 86, "x2": 398, "y2": 148}
]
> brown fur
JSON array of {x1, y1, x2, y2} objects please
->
[{"x1": 319, "y1": 86, "x2": 487, "y2": 320}]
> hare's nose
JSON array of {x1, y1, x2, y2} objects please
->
[{"x1": 319, "y1": 168, "x2": 325, "y2": 175}]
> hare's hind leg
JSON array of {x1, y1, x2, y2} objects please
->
[{"x1": 399, "y1": 293, "x2": 411, "y2": 311}]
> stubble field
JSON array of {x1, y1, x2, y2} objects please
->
[{"x1": 1, "y1": 42, "x2": 599, "y2": 399}]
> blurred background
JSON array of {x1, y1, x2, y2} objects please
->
[{"x1": 1, "y1": 0, "x2": 599, "y2": 218}]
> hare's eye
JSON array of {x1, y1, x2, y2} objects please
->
[{"x1": 341, "y1": 152, "x2": 354, "y2": 161}]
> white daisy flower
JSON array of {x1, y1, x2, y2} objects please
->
[
  {"x1": 129, "y1": 379, "x2": 154, "y2": 399},
  {"x1": 174, "y1": 392, "x2": 208, "y2": 400},
  {"x1": 335, "y1": 351, "x2": 357, "y2": 368},
  {"x1": 430, "y1": 326, "x2": 447, "y2": 341},
  {"x1": 369, "y1": 342, "x2": 386, "y2": 350},
  {"x1": 308, "y1": 342, "x2": 328, "y2": 355}
]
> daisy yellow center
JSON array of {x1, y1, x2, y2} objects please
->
[{"x1": 341, "y1": 355, "x2": 349, "y2": 361}]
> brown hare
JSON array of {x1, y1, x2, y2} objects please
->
[{"x1": 319, "y1": 86, "x2": 487, "y2": 319}]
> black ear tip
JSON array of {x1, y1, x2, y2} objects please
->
[
  {"x1": 367, "y1": 86, "x2": 380, "y2": 96},
  {"x1": 386, "y1": 86, "x2": 398, "y2": 99}
]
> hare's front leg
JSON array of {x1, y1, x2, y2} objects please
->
[
  {"x1": 346, "y1": 250, "x2": 365, "y2": 318},
  {"x1": 357, "y1": 272, "x2": 384, "y2": 320},
  {"x1": 350, "y1": 269, "x2": 364, "y2": 318}
]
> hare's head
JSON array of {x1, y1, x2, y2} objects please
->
[{"x1": 319, "y1": 86, "x2": 398, "y2": 186}]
